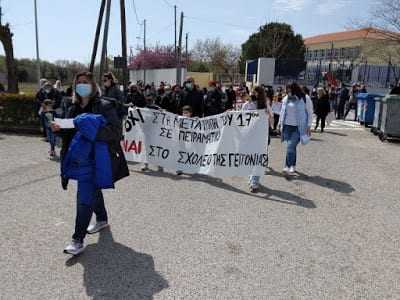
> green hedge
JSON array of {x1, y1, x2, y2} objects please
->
[{"x1": 0, "y1": 93, "x2": 39, "y2": 127}]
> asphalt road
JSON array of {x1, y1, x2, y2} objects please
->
[{"x1": 1, "y1": 121, "x2": 400, "y2": 300}]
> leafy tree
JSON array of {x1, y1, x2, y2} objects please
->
[
  {"x1": 130, "y1": 46, "x2": 182, "y2": 70},
  {"x1": 241, "y1": 22, "x2": 305, "y2": 61}
]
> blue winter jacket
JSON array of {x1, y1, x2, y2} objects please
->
[{"x1": 61, "y1": 113, "x2": 114, "y2": 189}]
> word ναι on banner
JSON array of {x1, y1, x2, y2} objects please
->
[{"x1": 122, "y1": 107, "x2": 269, "y2": 177}]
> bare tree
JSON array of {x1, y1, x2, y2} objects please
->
[
  {"x1": 355, "y1": 0, "x2": 400, "y2": 81},
  {"x1": 191, "y1": 38, "x2": 241, "y2": 81}
]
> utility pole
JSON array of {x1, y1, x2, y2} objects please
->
[
  {"x1": 33, "y1": 0, "x2": 41, "y2": 88},
  {"x1": 174, "y1": 5, "x2": 177, "y2": 57},
  {"x1": 120, "y1": 0, "x2": 128, "y2": 92},
  {"x1": 143, "y1": 19, "x2": 146, "y2": 85},
  {"x1": 328, "y1": 41, "x2": 334, "y2": 73},
  {"x1": 185, "y1": 32, "x2": 189, "y2": 67},
  {"x1": 99, "y1": 0, "x2": 112, "y2": 83},
  {"x1": 386, "y1": 55, "x2": 392, "y2": 88},
  {"x1": 176, "y1": 12, "x2": 184, "y2": 86},
  {"x1": 90, "y1": 0, "x2": 106, "y2": 73},
  {"x1": 0, "y1": 0, "x2": 3, "y2": 25}
]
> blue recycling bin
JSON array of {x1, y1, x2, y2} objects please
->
[{"x1": 357, "y1": 93, "x2": 383, "y2": 126}]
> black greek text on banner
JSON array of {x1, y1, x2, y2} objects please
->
[{"x1": 122, "y1": 108, "x2": 269, "y2": 177}]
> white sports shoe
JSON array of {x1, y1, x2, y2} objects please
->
[
  {"x1": 87, "y1": 221, "x2": 109, "y2": 234},
  {"x1": 64, "y1": 240, "x2": 84, "y2": 256},
  {"x1": 249, "y1": 184, "x2": 259, "y2": 193},
  {"x1": 283, "y1": 167, "x2": 290, "y2": 173},
  {"x1": 289, "y1": 166, "x2": 296, "y2": 174}
]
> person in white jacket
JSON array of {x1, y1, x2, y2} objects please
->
[
  {"x1": 242, "y1": 86, "x2": 273, "y2": 193},
  {"x1": 278, "y1": 83, "x2": 313, "y2": 175}
]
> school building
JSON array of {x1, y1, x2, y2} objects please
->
[{"x1": 304, "y1": 27, "x2": 400, "y2": 87}]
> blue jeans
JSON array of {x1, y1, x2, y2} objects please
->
[
  {"x1": 72, "y1": 180, "x2": 108, "y2": 243},
  {"x1": 282, "y1": 125, "x2": 300, "y2": 168},
  {"x1": 46, "y1": 127, "x2": 56, "y2": 151},
  {"x1": 249, "y1": 175, "x2": 260, "y2": 187},
  {"x1": 40, "y1": 113, "x2": 47, "y2": 138}
]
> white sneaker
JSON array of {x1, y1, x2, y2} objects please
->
[
  {"x1": 249, "y1": 183, "x2": 259, "y2": 193},
  {"x1": 283, "y1": 167, "x2": 290, "y2": 173},
  {"x1": 289, "y1": 166, "x2": 296, "y2": 174},
  {"x1": 64, "y1": 240, "x2": 84, "y2": 256},
  {"x1": 87, "y1": 221, "x2": 109, "y2": 234}
]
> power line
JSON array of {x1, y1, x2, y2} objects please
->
[
  {"x1": 145, "y1": 22, "x2": 175, "y2": 41},
  {"x1": 161, "y1": 0, "x2": 174, "y2": 8},
  {"x1": 132, "y1": 0, "x2": 142, "y2": 25}
]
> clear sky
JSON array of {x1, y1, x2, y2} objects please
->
[{"x1": 1, "y1": 0, "x2": 375, "y2": 63}]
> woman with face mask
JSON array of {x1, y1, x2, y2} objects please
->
[
  {"x1": 278, "y1": 83, "x2": 314, "y2": 175},
  {"x1": 51, "y1": 71, "x2": 129, "y2": 255}
]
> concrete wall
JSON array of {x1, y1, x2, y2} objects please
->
[{"x1": 129, "y1": 68, "x2": 187, "y2": 86}]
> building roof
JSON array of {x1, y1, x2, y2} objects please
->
[{"x1": 304, "y1": 28, "x2": 392, "y2": 45}]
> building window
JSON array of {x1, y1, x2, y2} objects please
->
[
  {"x1": 340, "y1": 48, "x2": 345, "y2": 58},
  {"x1": 332, "y1": 48, "x2": 339, "y2": 58},
  {"x1": 326, "y1": 48, "x2": 332, "y2": 59},
  {"x1": 313, "y1": 50, "x2": 319, "y2": 59}
]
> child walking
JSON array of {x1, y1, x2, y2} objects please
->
[
  {"x1": 176, "y1": 105, "x2": 193, "y2": 176},
  {"x1": 42, "y1": 99, "x2": 57, "y2": 158}
]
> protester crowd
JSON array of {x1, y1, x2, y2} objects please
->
[{"x1": 34, "y1": 70, "x2": 381, "y2": 254}]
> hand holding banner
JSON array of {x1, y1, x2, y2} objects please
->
[{"x1": 123, "y1": 108, "x2": 269, "y2": 177}]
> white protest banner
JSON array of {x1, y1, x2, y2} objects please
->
[{"x1": 122, "y1": 108, "x2": 268, "y2": 177}]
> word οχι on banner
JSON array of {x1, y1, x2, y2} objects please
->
[{"x1": 122, "y1": 107, "x2": 269, "y2": 177}]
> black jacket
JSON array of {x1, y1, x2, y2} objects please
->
[
  {"x1": 339, "y1": 88, "x2": 350, "y2": 102},
  {"x1": 315, "y1": 95, "x2": 331, "y2": 117},
  {"x1": 182, "y1": 89, "x2": 204, "y2": 117},
  {"x1": 204, "y1": 89, "x2": 223, "y2": 117},
  {"x1": 61, "y1": 97, "x2": 129, "y2": 185},
  {"x1": 126, "y1": 91, "x2": 147, "y2": 108},
  {"x1": 160, "y1": 91, "x2": 180, "y2": 114},
  {"x1": 104, "y1": 85, "x2": 126, "y2": 119},
  {"x1": 225, "y1": 89, "x2": 236, "y2": 110},
  {"x1": 103, "y1": 85, "x2": 124, "y2": 103},
  {"x1": 36, "y1": 88, "x2": 62, "y2": 110}
]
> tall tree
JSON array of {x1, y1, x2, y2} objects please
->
[
  {"x1": 191, "y1": 38, "x2": 241, "y2": 81},
  {"x1": 241, "y1": 22, "x2": 305, "y2": 61},
  {"x1": 353, "y1": 0, "x2": 400, "y2": 81},
  {"x1": 0, "y1": 23, "x2": 18, "y2": 93}
]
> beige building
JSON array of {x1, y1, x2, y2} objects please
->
[{"x1": 304, "y1": 28, "x2": 400, "y2": 86}]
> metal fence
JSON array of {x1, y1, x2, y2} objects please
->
[{"x1": 272, "y1": 58, "x2": 400, "y2": 88}]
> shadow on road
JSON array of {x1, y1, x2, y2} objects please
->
[
  {"x1": 133, "y1": 170, "x2": 316, "y2": 209},
  {"x1": 268, "y1": 169, "x2": 355, "y2": 194},
  {"x1": 310, "y1": 137, "x2": 323, "y2": 142},
  {"x1": 323, "y1": 131, "x2": 348, "y2": 137},
  {"x1": 65, "y1": 228, "x2": 168, "y2": 300}
]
